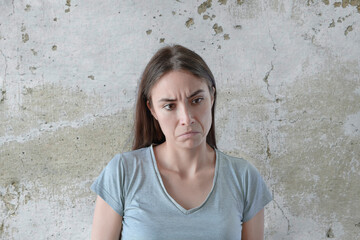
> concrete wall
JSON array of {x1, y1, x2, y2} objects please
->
[{"x1": 1, "y1": 0, "x2": 359, "y2": 239}]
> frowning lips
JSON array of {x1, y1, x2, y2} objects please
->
[{"x1": 178, "y1": 130, "x2": 200, "y2": 137}]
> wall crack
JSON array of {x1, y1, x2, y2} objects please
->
[
  {"x1": 263, "y1": 62, "x2": 274, "y2": 96},
  {"x1": 0, "y1": 50, "x2": 8, "y2": 102},
  {"x1": 273, "y1": 198, "x2": 291, "y2": 234}
]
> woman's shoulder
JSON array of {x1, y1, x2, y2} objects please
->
[
  {"x1": 107, "y1": 145, "x2": 153, "y2": 167},
  {"x1": 216, "y1": 149, "x2": 260, "y2": 176}
]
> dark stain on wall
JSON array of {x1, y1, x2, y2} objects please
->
[
  {"x1": 326, "y1": 227, "x2": 335, "y2": 238},
  {"x1": 198, "y1": 0, "x2": 212, "y2": 14},
  {"x1": 22, "y1": 33, "x2": 29, "y2": 43},
  {"x1": 237, "y1": 0, "x2": 245, "y2": 5},
  {"x1": 24, "y1": 4, "x2": 31, "y2": 12},
  {"x1": 344, "y1": 25, "x2": 353, "y2": 35},
  {"x1": 329, "y1": 0, "x2": 360, "y2": 13},
  {"x1": 185, "y1": 18, "x2": 194, "y2": 28},
  {"x1": 212, "y1": 23, "x2": 223, "y2": 34}
]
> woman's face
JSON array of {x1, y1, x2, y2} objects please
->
[{"x1": 147, "y1": 70, "x2": 214, "y2": 150}]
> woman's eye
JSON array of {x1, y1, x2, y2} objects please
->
[
  {"x1": 192, "y1": 98, "x2": 203, "y2": 104},
  {"x1": 164, "y1": 104, "x2": 175, "y2": 110}
]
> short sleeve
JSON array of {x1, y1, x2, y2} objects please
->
[
  {"x1": 90, "y1": 154, "x2": 125, "y2": 216},
  {"x1": 242, "y1": 163, "x2": 272, "y2": 222}
]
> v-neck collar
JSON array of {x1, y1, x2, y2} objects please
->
[{"x1": 149, "y1": 144, "x2": 219, "y2": 215}]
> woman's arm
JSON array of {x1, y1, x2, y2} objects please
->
[
  {"x1": 91, "y1": 195, "x2": 123, "y2": 240},
  {"x1": 241, "y1": 208, "x2": 264, "y2": 240}
]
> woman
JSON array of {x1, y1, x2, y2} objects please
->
[{"x1": 91, "y1": 45, "x2": 272, "y2": 239}]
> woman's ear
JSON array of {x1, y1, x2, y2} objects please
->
[{"x1": 147, "y1": 100, "x2": 158, "y2": 120}]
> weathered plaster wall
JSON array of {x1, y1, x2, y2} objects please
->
[{"x1": 0, "y1": 0, "x2": 359, "y2": 239}]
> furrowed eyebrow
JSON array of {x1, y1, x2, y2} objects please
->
[{"x1": 158, "y1": 89, "x2": 205, "y2": 103}]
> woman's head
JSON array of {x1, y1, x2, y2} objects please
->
[{"x1": 132, "y1": 45, "x2": 217, "y2": 150}]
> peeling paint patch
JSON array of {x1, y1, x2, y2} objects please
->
[
  {"x1": 218, "y1": 0, "x2": 227, "y2": 5},
  {"x1": 334, "y1": 2, "x2": 341, "y2": 7},
  {"x1": 223, "y1": 34, "x2": 230, "y2": 40},
  {"x1": 24, "y1": 4, "x2": 31, "y2": 12},
  {"x1": 88, "y1": 75, "x2": 95, "y2": 80},
  {"x1": 30, "y1": 49, "x2": 38, "y2": 56},
  {"x1": 198, "y1": 0, "x2": 212, "y2": 15},
  {"x1": 22, "y1": 33, "x2": 29, "y2": 43},
  {"x1": 234, "y1": 25, "x2": 242, "y2": 29},
  {"x1": 344, "y1": 25, "x2": 353, "y2": 35},
  {"x1": 329, "y1": 19, "x2": 335, "y2": 28},
  {"x1": 342, "y1": 0, "x2": 349, "y2": 8},
  {"x1": 159, "y1": 38, "x2": 165, "y2": 43},
  {"x1": 237, "y1": 0, "x2": 245, "y2": 5},
  {"x1": 203, "y1": 14, "x2": 215, "y2": 20},
  {"x1": 52, "y1": 45, "x2": 57, "y2": 51},
  {"x1": 212, "y1": 23, "x2": 223, "y2": 34},
  {"x1": 344, "y1": 111, "x2": 360, "y2": 136},
  {"x1": 29, "y1": 66, "x2": 37, "y2": 74},
  {"x1": 65, "y1": 8, "x2": 70, "y2": 13},
  {"x1": 322, "y1": 0, "x2": 330, "y2": 5},
  {"x1": 146, "y1": 29, "x2": 152, "y2": 35},
  {"x1": 185, "y1": 18, "x2": 194, "y2": 28},
  {"x1": 350, "y1": 0, "x2": 360, "y2": 6},
  {"x1": 21, "y1": 24, "x2": 26, "y2": 32},
  {"x1": 66, "y1": 0, "x2": 71, "y2": 7}
]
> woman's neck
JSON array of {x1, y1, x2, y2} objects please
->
[{"x1": 153, "y1": 142, "x2": 215, "y2": 178}]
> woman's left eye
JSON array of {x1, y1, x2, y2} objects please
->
[{"x1": 192, "y1": 98, "x2": 203, "y2": 104}]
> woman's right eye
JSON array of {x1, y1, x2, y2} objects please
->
[{"x1": 163, "y1": 104, "x2": 175, "y2": 110}]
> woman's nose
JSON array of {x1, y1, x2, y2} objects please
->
[{"x1": 179, "y1": 105, "x2": 194, "y2": 125}]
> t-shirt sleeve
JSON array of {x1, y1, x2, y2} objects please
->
[
  {"x1": 242, "y1": 162, "x2": 272, "y2": 222},
  {"x1": 90, "y1": 154, "x2": 125, "y2": 216}
]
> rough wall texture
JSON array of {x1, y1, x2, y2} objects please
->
[{"x1": 0, "y1": 0, "x2": 359, "y2": 239}]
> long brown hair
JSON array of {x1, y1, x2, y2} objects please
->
[{"x1": 132, "y1": 45, "x2": 217, "y2": 150}]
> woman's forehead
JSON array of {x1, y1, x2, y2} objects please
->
[{"x1": 151, "y1": 71, "x2": 209, "y2": 98}]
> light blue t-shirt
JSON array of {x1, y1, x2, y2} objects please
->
[{"x1": 91, "y1": 145, "x2": 272, "y2": 239}]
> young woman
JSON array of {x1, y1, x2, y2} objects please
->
[{"x1": 91, "y1": 45, "x2": 272, "y2": 239}]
